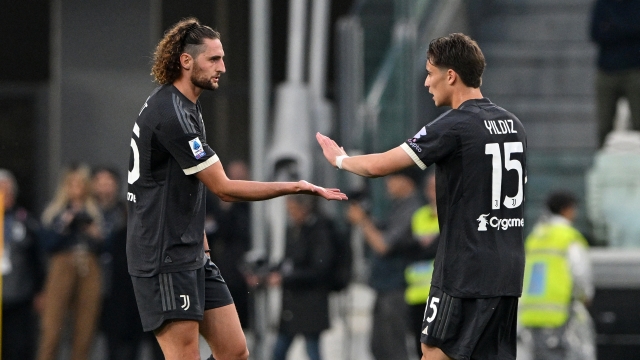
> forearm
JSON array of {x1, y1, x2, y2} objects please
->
[
  {"x1": 203, "y1": 233, "x2": 210, "y2": 251},
  {"x1": 341, "y1": 153, "x2": 396, "y2": 178},
  {"x1": 218, "y1": 180, "x2": 303, "y2": 202},
  {"x1": 358, "y1": 218, "x2": 388, "y2": 255},
  {"x1": 196, "y1": 160, "x2": 345, "y2": 202},
  {"x1": 195, "y1": 161, "x2": 290, "y2": 201},
  {"x1": 340, "y1": 147, "x2": 416, "y2": 177}
]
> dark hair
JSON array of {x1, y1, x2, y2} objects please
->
[
  {"x1": 92, "y1": 166, "x2": 122, "y2": 186},
  {"x1": 391, "y1": 166, "x2": 423, "y2": 186},
  {"x1": 151, "y1": 18, "x2": 221, "y2": 84},
  {"x1": 286, "y1": 194, "x2": 317, "y2": 212},
  {"x1": 427, "y1": 33, "x2": 485, "y2": 88},
  {"x1": 546, "y1": 191, "x2": 577, "y2": 215}
]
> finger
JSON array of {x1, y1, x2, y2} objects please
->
[
  {"x1": 325, "y1": 190, "x2": 347, "y2": 200},
  {"x1": 320, "y1": 134, "x2": 335, "y2": 147},
  {"x1": 316, "y1": 133, "x2": 330, "y2": 147}
]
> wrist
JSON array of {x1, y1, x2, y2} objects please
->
[
  {"x1": 336, "y1": 155, "x2": 349, "y2": 169},
  {"x1": 295, "y1": 180, "x2": 309, "y2": 194}
]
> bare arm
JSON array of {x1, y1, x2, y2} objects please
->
[
  {"x1": 348, "y1": 204, "x2": 388, "y2": 255},
  {"x1": 203, "y1": 232, "x2": 210, "y2": 252},
  {"x1": 195, "y1": 161, "x2": 347, "y2": 202},
  {"x1": 316, "y1": 132, "x2": 416, "y2": 177}
]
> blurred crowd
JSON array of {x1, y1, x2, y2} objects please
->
[
  {"x1": 0, "y1": 163, "x2": 599, "y2": 360},
  {"x1": 1, "y1": 164, "x2": 164, "y2": 360}
]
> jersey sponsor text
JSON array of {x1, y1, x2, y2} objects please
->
[
  {"x1": 408, "y1": 140, "x2": 423, "y2": 153},
  {"x1": 477, "y1": 213, "x2": 524, "y2": 231}
]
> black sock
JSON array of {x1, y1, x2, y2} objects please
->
[{"x1": 206, "y1": 356, "x2": 215, "y2": 360}]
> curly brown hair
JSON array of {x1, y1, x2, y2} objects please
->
[{"x1": 151, "y1": 18, "x2": 220, "y2": 85}]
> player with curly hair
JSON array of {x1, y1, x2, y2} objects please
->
[{"x1": 127, "y1": 18, "x2": 346, "y2": 360}]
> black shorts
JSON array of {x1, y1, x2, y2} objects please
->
[
  {"x1": 131, "y1": 258, "x2": 234, "y2": 332},
  {"x1": 420, "y1": 287, "x2": 518, "y2": 360}
]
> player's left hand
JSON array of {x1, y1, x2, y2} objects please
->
[
  {"x1": 316, "y1": 132, "x2": 347, "y2": 167},
  {"x1": 298, "y1": 180, "x2": 348, "y2": 201}
]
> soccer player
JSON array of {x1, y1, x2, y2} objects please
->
[
  {"x1": 126, "y1": 18, "x2": 346, "y2": 360},
  {"x1": 317, "y1": 33, "x2": 527, "y2": 360}
]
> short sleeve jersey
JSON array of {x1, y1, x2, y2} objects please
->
[
  {"x1": 401, "y1": 98, "x2": 527, "y2": 298},
  {"x1": 126, "y1": 85, "x2": 219, "y2": 277}
]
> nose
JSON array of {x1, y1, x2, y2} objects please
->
[
  {"x1": 424, "y1": 76, "x2": 429, "y2": 88},
  {"x1": 219, "y1": 59, "x2": 226, "y2": 73}
]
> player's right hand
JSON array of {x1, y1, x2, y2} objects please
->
[{"x1": 316, "y1": 132, "x2": 347, "y2": 167}]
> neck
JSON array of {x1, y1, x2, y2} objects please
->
[
  {"x1": 173, "y1": 77, "x2": 202, "y2": 103},
  {"x1": 451, "y1": 87, "x2": 483, "y2": 109}
]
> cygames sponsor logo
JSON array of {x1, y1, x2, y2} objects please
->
[{"x1": 477, "y1": 213, "x2": 523, "y2": 231}]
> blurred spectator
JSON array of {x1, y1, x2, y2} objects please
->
[
  {"x1": 92, "y1": 166, "x2": 163, "y2": 360},
  {"x1": 92, "y1": 166, "x2": 126, "y2": 241},
  {"x1": 92, "y1": 166, "x2": 125, "y2": 310},
  {"x1": 205, "y1": 159, "x2": 252, "y2": 328},
  {"x1": 403, "y1": 171, "x2": 439, "y2": 358},
  {"x1": 102, "y1": 225, "x2": 164, "y2": 360},
  {"x1": 268, "y1": 195, "x2": 335, "y2": 360},
  {"x1": 347, "y1": 168, "x2": 423, "y2": 360},
  {"x1": 1, "y1": 169, "x2": 45, "y2": 360},
  {"x1": 590, "y1": 0, "x2": 640, "y2": 147},
  {"x1": 519, "y1": 191, "x2": 596, "y2": 360},
  {"x1": 37, "y1": 164, "x2": 105, "y2": 360}
]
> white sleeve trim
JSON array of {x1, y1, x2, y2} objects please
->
[
  {"x1": 400, "y1": 143, "x2": 427, "y2": 170},
  {"x1": 183, "y1": 154, "x2": 220, "y2": 175}
]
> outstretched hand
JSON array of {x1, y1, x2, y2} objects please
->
[
  {"x1": 298, "y1": 180, "x2": 348, "y2": 201},
  {"x1": 316, "y1": 132, "x2": 347, "y2": 167}
]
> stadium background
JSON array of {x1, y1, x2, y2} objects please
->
[{"x1": 1, "y1": 0, "x2": 639, "y2": 359}]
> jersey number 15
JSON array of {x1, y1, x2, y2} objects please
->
[
  {"x1": 485, "y1": 142, "x2": 524, "y2": 210},
  {"x1": 128, "y1": 123, "x2": 140, "y2": 185}
]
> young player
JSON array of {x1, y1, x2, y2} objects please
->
[
  {"x1": 317, "y1": 33, "x2": 527, "y2": 360},
  {"x1": 126, "y1": 18, "x2": 346, "y2": 360}
]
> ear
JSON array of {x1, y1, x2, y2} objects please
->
[
  {"x1": 446, "y1": 69, "x2": 457, "y2": 85},
  {"x1": 180, "y1": 53, "x2": 192, "y2": 70}
]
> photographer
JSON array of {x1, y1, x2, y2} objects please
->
[
  {"x1": 267, "y1": 195, "x2": 335, "y2": 360},
  {"x1": 347, "y1": 168, "x2": 423, "y2": 360},
  {"x1": 37, "y1": 164, "x2": 104, "y2": 360}
]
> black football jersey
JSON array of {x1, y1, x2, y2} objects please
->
[
  {"x1": 401, "y1": 98, "x2": 527, "y2": 298},
  {"x1": 126, "y1": 85, "x2": 218, "y2": 277}
]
